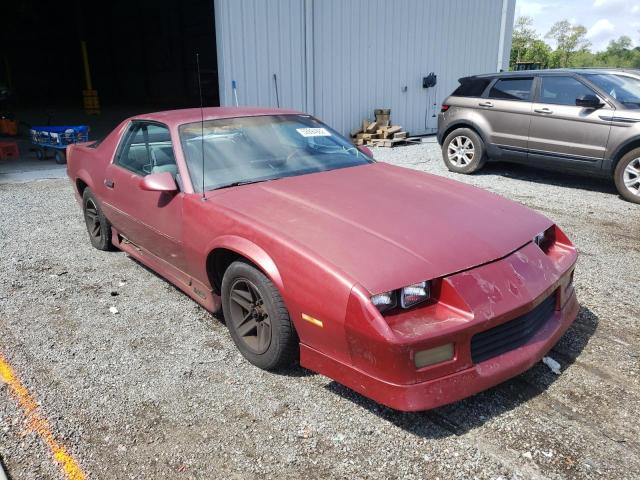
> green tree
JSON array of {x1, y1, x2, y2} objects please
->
[
  {"x1": 545, "y1": 20, "x2": 591, "y2": 67},
  {"x1": 509, "y1": 19, "x2": 640, "y2": 70},
  {"x1": 522, "y1": 39, "x2": 552, "y2": 66},
  {"x1": 588, "y1": 36, "x2": 639, "y2": 67},
  {"x1": 510, "y1": 16, "x2": 550, "y2": 68}
]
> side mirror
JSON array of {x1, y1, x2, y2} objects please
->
[
  {"x1": 357, "y1": 145, "x2": 374, "y2": 158},
  {"x1": 139, "y1": 171, "x2": 178, "y2": 192},
  {"x1": 576, "y1": 94, "x2": 603, "y2": 109}
]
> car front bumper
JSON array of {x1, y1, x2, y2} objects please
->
[
  {"x1": 300, "y1": 287, "x2": 577, "y2": 411},
  {"x1": 300, "y1": 238, "x2": 579, "y2": 412}
]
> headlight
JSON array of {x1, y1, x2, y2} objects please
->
[
  {"x1": 400, "y1": 281, "x2": 430, "y2": 308},
  {"x1": 534, "y1": 225, "x2": 555, "y2": 253},
  {"x1": 371, "y1": 291, "x2": 397, "y2": 313},
  {"x1": 371, "y1": 280, "x2": 432, "y2": 314}
]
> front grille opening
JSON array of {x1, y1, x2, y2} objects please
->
[{"x1": 470, "y1": 292, "x2": 557, "y2": 364}]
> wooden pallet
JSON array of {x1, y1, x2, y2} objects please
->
[
  {"x1": 350, "y1": 109, "x2": 410, "y2": 147},
  {"x1": 368, "y1": 136, "x2": 422, "y2": 148}
]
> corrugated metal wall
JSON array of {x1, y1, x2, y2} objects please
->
[
  {"x1": 215, "y1": 0, "x2": 308, "y2": 110},
  {"x1": 215, "y1": 0, "x2": 515, "y2": 135}
]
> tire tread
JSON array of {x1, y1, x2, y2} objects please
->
[
  {"x1": 614, "y1": 147, "x2": 640, "y2": 204},
  {"x1": 442, "y1": 127, "x2": 487, "y2": 174},
  {"x1": 222, "y1": 261, "x2": 299, "y2": 370},
  {"x1": 82, "y1": 188, "x2": 114, "y2": 251}
]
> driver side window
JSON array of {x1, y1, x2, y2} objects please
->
[
  {"x1": 116, "y1": 122, "x2": 177, "y2": 177},
  {"x1": 539, "y1": 76, "x2": 596, "y2": 106}
]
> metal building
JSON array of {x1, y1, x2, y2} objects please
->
[{"x1": 215, "y1": 0, "x2": 516, "y2": 135}]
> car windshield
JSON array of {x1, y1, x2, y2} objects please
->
[
  {"x1": 179, "y1": 114, "x2": 373, "y2": 191},
  {"x1": 585, "y1": 73, "x2": 640, "y2": 109}
]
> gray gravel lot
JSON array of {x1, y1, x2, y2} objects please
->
[{"x1": 1, "y1": 140, "x2": 639, "y2": 479}]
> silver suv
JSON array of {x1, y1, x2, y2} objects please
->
[{"x1": 437, "y1": 69, "x2": 640, "y2": 204}]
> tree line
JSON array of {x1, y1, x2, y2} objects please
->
[{"x1": 510, "y1": 16, "x2": 640, "y2": 69}]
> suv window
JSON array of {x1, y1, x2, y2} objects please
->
[
  {"x1": 116, "y1": 123, "x2": 177, "y2": 177},
  {"x1": 584, "y1": 73, "x2": 640, "y2": 109},
  {"x1": 452, "y1": 78, "x2": 492, "y2": 97},
  {"x1": 539, "y1": 76, "x2": 596, "y2": 106},
  {"x1": 488, "y1": 78, "x2": 533, "y2": 101}
]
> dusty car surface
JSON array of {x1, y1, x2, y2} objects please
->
[
  {"x1": 438, "y1": 68, "x2": 640, "y2": 204},
  {"x1": 66, "y1": 107, "x2": 578, "y2": 411}
]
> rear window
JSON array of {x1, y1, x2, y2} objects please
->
[
  {"x1": 488, "y1": 78, "x2": 533, "y2": 101},
  {"x1": 452, "y1": 78, "x2": 492, "y2": 97}
]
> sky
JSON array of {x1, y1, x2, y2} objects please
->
[{"x1": 516, "y1": 0, "x2": 640, "y2": 51}]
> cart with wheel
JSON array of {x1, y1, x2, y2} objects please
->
[{"x1": 30, "y1": 125, "x2": 89, "y2": 164}]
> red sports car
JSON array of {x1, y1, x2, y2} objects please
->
[{"x1": 67, "y1": 107, "x2": 578, "y2": 411}]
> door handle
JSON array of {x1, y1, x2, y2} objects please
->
[
  {"x1": 534, "y1": 107, "x2": 553, "y2": 114},
  {"x1": 104, "y1": 179, "x2": 114, "y2": 188},
  {"x1": 478, "y1": 101, "x2": 494, "y2": 108}
]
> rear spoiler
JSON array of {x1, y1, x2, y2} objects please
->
[{"x1": 458, "y1": 76, "x2": 476, "y2": 84}]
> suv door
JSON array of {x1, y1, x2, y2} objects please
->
[
  {"x1": 481, "y1": 76, "x2": 535, "y2": 156},
  {"x1": 101, "y1": 121, "x2": 185, "y2": 269},
  {"x1": 528, "y1": 75, "x2": 613, "y2": 166}
]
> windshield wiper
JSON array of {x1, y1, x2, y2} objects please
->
[{"x1": 213, "y1": 178, "x2": 274, "y2": 190}]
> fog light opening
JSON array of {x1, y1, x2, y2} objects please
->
[{"x1": 414, "y1": 343, "x2": 454, "y2": 369}]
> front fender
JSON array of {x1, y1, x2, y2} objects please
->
[{"x1": 205, "y1": 235, "x2": 284, "y2": 291}]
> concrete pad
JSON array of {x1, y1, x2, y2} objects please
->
[
  {"x1": 0, "y1": 158, "x2": 67, "y2": 184},
  {"x1": 0, "y1": 136, "x2": 67, "y2": 183}
]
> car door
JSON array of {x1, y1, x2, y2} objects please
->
[
  {"x1": 480, "y1": 76, "x2": 534, "y2": 156},
  {"x1": 528, "y1": 75, "x2": 614, "y2": 165},
  {"x1": 101, "y1": 121, "x2": 185, "y2": 270}
]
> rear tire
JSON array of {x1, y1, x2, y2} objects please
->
[
  {"x1": 442, "y1": 128, "x2": 487, "y2": 174},
  {"x1": 221, "y1": 261, "x2": 298, "y2": 370},
  {"x1": 82, "y1": 188, "x2": 114, "y2": 251},
  {"x1": 35, "y1": 147, "x2": 45, "y2": 160},
  {"x1": 614, "y1": 148, "x2": 640, "y2": 204}
]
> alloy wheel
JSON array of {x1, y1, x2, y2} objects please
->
[
  {"x1": 623, "y1": 157, "x2": 640, "y2": 197},
  {"x1": 84, "y1": 198, "x2": 101, "y2": 239},
  {"x1": 447, "y1": 135, "x2": 475, "y2": 166},
  {"x1": 229, "y1": 278, "x2": 272, "y2": 354}
]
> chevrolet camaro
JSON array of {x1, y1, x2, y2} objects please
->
[{"x1": 67, "y1": 107, "x2": 578, "y2": 411}]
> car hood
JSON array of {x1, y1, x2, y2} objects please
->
[{"x1": 208, "y1": 163, "x2": 552, "y2": 294}]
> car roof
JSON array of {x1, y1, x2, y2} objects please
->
[
  {"x1": 462, "y1": 68, "x2": 640, "y2": 81},
  {"x1": 128, "y1": 107, "x2": 305, "y2": 128}
]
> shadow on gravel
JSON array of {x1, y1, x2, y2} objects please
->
[
  {"x1": 476, "y1": 162, "x2": 618, "y2": 196},
  {"x1": 325, "y1": 305, "x2": 598, "y2": 439},
  {"x1": 127, "y1": 256, "x2": 323, "y2": 380}
]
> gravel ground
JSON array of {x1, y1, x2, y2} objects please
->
[{"x1": 1, "y1": 140, "x2": 639, "y2": 479}]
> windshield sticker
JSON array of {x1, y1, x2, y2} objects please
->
[{"x1": 296, "y1": 127, "x2": 331, "y2": 137}]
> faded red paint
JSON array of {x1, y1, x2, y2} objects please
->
[{"x1": 67, "y1": 107, "x2": 578, "y2": 411}]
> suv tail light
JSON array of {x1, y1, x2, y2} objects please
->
[{"x1": 441, "y1": 104, "x2": 450, "y2": 112}]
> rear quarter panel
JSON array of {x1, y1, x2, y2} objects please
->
[
  {"x1": 438, "y1": 96, "x2": 492, "y2": 144},
  {"x1": 67, "y1": 120, "x2": 130, "y2": 201}
]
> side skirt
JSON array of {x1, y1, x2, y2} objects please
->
[{"x1": 111, "y1": 228, "x2": 221, "y2": 313}]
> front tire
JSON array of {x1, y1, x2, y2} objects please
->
[
  {"x1": 221, "y1": 261, "x2": 298, "y2": 370},
  {"x1": 82, "y1": 188, "x2": 114, "y2": 251},
  {"x1": 614, "y1": 148, "x2": 640, "y2": 204},
  {"x1": 442, "y1": 128, "x2": 487, "y2": 174}
]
